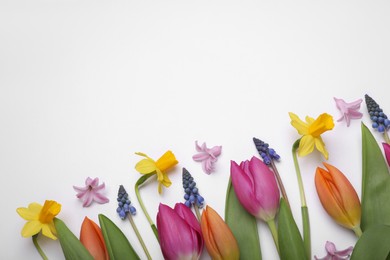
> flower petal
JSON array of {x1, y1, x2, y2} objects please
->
[
  {"x1": 21, "y1": 220, "x2": 42, "y2": 237},
  {"x1": 135, "y1": 158, "x2": 157, "y2": 174},
  {"x1": 41, "y1": 223, "x2": 57, "y2": 240},
  {"x1": 289, "y1": 112, "x2": 308, "y2": 135},
  {"x1": 17, "y1": 203, "x2": 42, "y2": 221},
  {"x1": 298, "y1": 135, "x2": 315, "y2": 157},
  {"x1": 192, "y1": 152, "x2": 211, "y2": 162},
  {"x1": 314, "y1": 137, "x2": 329, "y2": 160}
]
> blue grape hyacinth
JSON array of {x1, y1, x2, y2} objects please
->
[
  {"x1": 253, "y1": 137, "x2": 281, "y2": 165},
  {"x1": 117, "y1": 185, "x2": 136, "y2": 220},
  {"x1": 365, "y1": 94, "x2": 390, "y2": 133},
  {"x1": 182, "y1": 168, "x2": 204, "y2": 208}
]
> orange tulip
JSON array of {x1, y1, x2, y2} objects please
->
[
  {"x1": 80, "y1": 217, "x2": 109, "y2": 260},
  {"x1": 315, "y1": 163, "x2": 362, "y2": 235},
  {"x1": 200, "y1": 206, "x2": 239, "y2": 260}
]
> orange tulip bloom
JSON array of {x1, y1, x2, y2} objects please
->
[
  {"x1": 315, "y1": 163, "x2": 362, "y2": 235},
  {"x1": 80, "y1": 217, "x2": 109, "y2": 260},
  {"x1": 201, "y1": 206, "x2": 239, "y2": 260}
]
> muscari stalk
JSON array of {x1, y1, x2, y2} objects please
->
[
  {"x1": 292, "y1": 139, "x2": 311, "y2": 260},
  {"x1": 135, "y1": 173, "x2": 159, "y2": 242}
]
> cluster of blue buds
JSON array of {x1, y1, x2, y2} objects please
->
[
  {"x1": 253, "y1": 137, "x2": 280, "y2": 165},
  {"x1": 182, "y1": 168, "x2": 204, "y2": 208},
  {"x1": 365, "y1": 94, "x2": 390, "y2": 133},
  {"x1": 116, "y1": 185, "x2": 136, "y2": 219}
]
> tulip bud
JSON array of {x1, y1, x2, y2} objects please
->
[
  {"x1": 157, "y1": 203, "x2": 203, "y2": 260},
  {"x1": 315, "y1": 163, "x2": 361, "y2": 232},
  {"x1": 230, "y1": 156, "x2": 280, "y2": 222},
  {"x1": 80, "y1": 217, "x2": 109, "y2": 260},
  {"x1": 383, "y1": 143, "x2": 390, "y2": 167},
  {"x1": 201, "y1": 206, "x2": 239, "y2": 260}
]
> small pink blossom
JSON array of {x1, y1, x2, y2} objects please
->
[
  {"x1": 73, "y1": 177, "x2": 109, "y2": 207},
  {"x1": 192, "y1": 141, "x2": 222, "y2": 174},
  {"x1": 334, "y1": 97, "x2": 363, "y2": 127},
  {"x1": 315, "y1": 241, "x2": 353, "y2": 260}
]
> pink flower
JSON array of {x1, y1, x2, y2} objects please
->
[
  {"x1": 315, "y1": 241, "x2": 353, "y2": 260},
  {"x1": 157, "y1": 203, "x2": 203, "y2": 260},
  {"x1": 73, "y1": 177, "x2": 109, "y2": 207},
  {"x1": 383, "y1": 143, "x2": 390, "y2": 167},
  {"x1": 230, "y1": 156, "x2": 280, "y2": 222},
  {"x1": 334, "y1": 97, "x2": 363, "y2": 127},
  {"x1": 192, "y1": 141, "x2": 222, "y2": 174}
]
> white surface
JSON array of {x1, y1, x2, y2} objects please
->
[{"x1": 1, "y1": 1, "x2": 390, "y2": 259}]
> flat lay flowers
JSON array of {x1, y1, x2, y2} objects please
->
[{"x1": 16, "y1": 94, "x2": 390, "y2": 260}]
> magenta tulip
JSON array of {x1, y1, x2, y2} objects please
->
[
  {"x1": 157, "y1": 203, "x2": 203, "y2": 260},
  {"x1": 383, "y1": 143, "x2": 390, "y2": 167},
  {"x1": 230, "y1": 156, "x2": 280, "y2": 222}
]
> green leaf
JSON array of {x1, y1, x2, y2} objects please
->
[
  {"x1": 225, "y1": 178, "x2": 262, "y2": 260},
  {"x1": 278, "y1": 199, "x2": 308, "y2": 260},
  {"x1": 351, "y1": 225, "x2": 390, "y2": 260},
  {"x1": 98, "y1": 214, "x2": 140, "y2": 260},
  {"x1": 54, "y1": 218, "x2": 94, "y2": 260},
  {"x1": 361, "y1": 123, "x2": 390, "y2": 231}
]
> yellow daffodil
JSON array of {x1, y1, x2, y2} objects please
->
[
  {"x1": 135, "y1": 151, "x2": 178, "y2": 194},
  {"x1": 289, "y1": 112, "x2": 334, "y2": 159},
  {"x1": 16, "y1": 200, "x2": 61, "y2": 240}
]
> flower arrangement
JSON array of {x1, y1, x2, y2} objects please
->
[{"x1": 16, "y1": 94, "x2": 390, "y2": 260}]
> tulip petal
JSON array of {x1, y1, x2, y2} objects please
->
[
  {"x1": 383, "y1": 143, "x2": 390, "y2": 167},
  {"x1": 80, "y1": 217, "x2": 109, "y2": 260}
]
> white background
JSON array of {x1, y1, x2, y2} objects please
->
[{"x1": 1, "y1": 1, "x2": 390, "y2": 259}]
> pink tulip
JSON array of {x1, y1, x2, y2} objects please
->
[
  {"x1": 383, "y1": 143, "x2": 390, "y2": 167},
  {"x1": 230, "y1": 156, "x2": 280, "y2": 222},
  {"x1": 157, "y1": 203, "x2": 203, "y2": 260}
]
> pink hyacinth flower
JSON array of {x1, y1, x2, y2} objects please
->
[
  {"x1": 192, "y1": 141, "x2": 222, "y2": 174},
  {"x1": 230, "y1": 156, "x2": 280, "y2": 222},
  {"x1": 383, "y1": 143, "x2": 390, "y2": 167},
  {"x1": 314, "y1": 241, "x2": 353, "y2": 260},
  {"x1": 334, "y1": 97, "x2": 363, "y2": 127},
  {"x1": 73, "y1": 177, "x2": 109, "y2": 207},
  {"x1": 157, "y1": 203, "x2": 203, "y2": 260}
]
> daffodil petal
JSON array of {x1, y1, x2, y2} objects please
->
[
  {"x1": 41, "y1": 223, "x2": 57, "y2": 240},
  {"x1": 289, "y1": 112, "x2": 309, "y2": 135},
  {"x1": 17, "y1": 203, "x2": 42, "y2": 221},
  {"x1": 305, "y1": 116, "x2": 315, "y2": 124},
  {"x1": 21, "y1": 220, "x2": 42, "y2": 237},
  {"x1": 135, "y1": 159, "x2": 157, "y2": 174},
  {"x1": 298, "y1": 135, "x2": 315, "y2": 157},
  {"x1": 315, "y1": 137, "x2": 329, "y2": 160}
]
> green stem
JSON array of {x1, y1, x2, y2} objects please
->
[
  {"x1": 135, "y1": 173, "x2": 159, "y2": 241},
  {"x1": 353, "y1": 226, "x2": 363, "y2": 238},
  {"x1": 267, "y1": 218, "x2": 280, "y2": 254},
  {"x1": 292, "y1": 139, "x2": 307, "y2": 207},
  {"x1": 32, "y1": 234, "x2": 48, "y2": 260},
  {"x1": 194, "y1": 204, "x2": 201, "y2": 222},
  {"x1": 384, "y1": 131, "x2": 390, "y2": 145},
  {"x1": 293, "y1": 139, "x2": 311, "y2": 259},
  {"x1": 270, "y1": 159, "x2": 290, "y2": 209},
  {"x1": 127, "y1": 214, "x2": 152, "y2": 260}
]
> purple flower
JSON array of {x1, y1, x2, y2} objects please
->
[
  {"x1": 157, "y1": 203, "x2": 203, "y2": 260},
  {"x1": 192, "y1": 141, "x2": 222, "y2": 174},
  {"x1": 383, "y1": 143, "x2": 390, "y2": 167},
  {"x1": 315, "y1": 241, "x2": 353, "y2": 260},
  {"x1": 230, "y1": 156, "x2": 280, "y2": 222},
  {"x1": 73, "y1": 177, "x2": 109, "y2": 207},
  {"x1": 334, "y1": 97, "x2": 363, "y2": 127}
]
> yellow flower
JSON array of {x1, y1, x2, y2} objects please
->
[
  {"x1": 289, "y1": 112, "x2": 334, "y2": 159},
  {"x1": 135, "y1": 151, "x2": 178, "y2": 194},
  {"x1": 16, "y1": 200, "x2": 61, "y2": 240}
]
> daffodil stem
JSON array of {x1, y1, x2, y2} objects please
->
[
  {"x1": 293, "y1": 139, "x2": 311, "y2": 259},
  {"x1": 135, "y1": 173, "x2": 159, "y2": 242},
  {"x1": 384, "y1": 131, "x2": 390, "y2": 145},
  {"x1": 127, "y1": 214, "x2": 152, "y2": 260},
  {"x1": 267, "y1": 219, "x2": 280, "y2": 255},
  {"x1": 270, "y1": 159, "x2": 290, "y2": 209},
  {"x1": 353, "y1": 226, "x2": 363, "y2": 238},
  {"x1": 194, "y1": 204, "x2": 201, "y2": 222},
  {"x1": 32, "y1": 234, "x2": 48, "y2": 260}
]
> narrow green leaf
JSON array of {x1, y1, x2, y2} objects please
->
[
  {"x1": 351, "y1": 225, "x2": 390, "y2": 260},
  {"x1": 225, "y1": 178, "x2": 262, "y2": 260},
  {"x1": 278, "y1": 199, "x2": 307, "y2": 260},
  {"x1": 53, "y1": 218, "x2": 94, "y2": 260},
  {"x1": 98, "y1": 214, "x2": 140, "y2": 260},
  {"x1": 361, "y1": 123, "x2": 390, "y2": 231}
]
